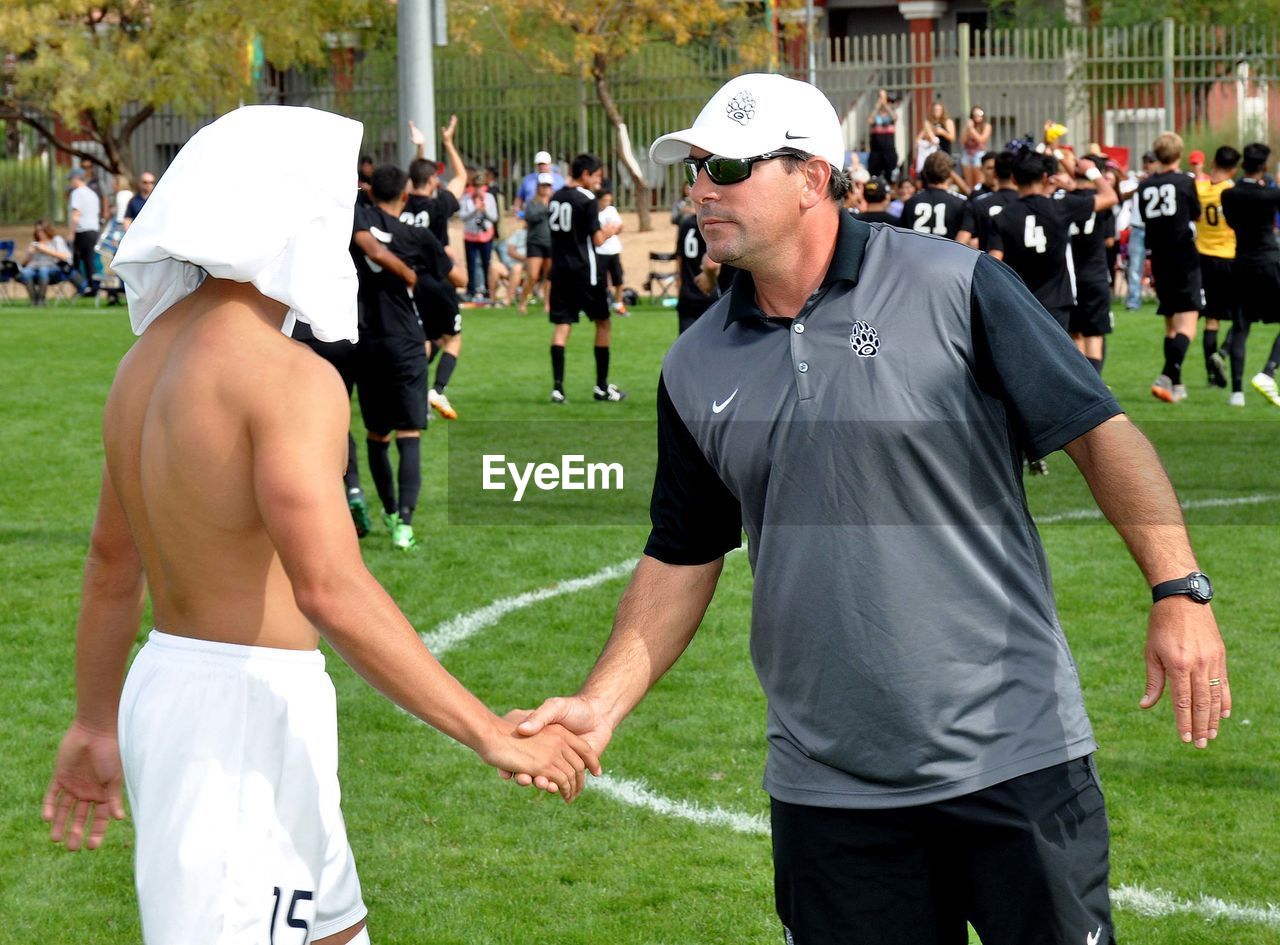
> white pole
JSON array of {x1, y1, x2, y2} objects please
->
[
  {"x1": 398, "y1": 0, "x2": 437, "y2": 164},
  {"x1": 806, "y1": 0, "x2": 817, "y2": 86}
]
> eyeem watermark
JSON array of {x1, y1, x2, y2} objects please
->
[{"x1": 482, "y1": 454, "x2": 625, "y2": 502}]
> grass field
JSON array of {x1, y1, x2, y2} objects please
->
[{"x1": 2, "y1": 294, "x2": 1278, "y2": 944}]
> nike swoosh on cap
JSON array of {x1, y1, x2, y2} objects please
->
[{"x1": 784, "y1": 131, "x2": 808, "y2": 140}]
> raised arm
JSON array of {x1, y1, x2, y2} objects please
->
[
  {"x1": 43, "y1": 461, "x2": 146, "y2": 850},
  {"x1": 1063, "y1": 415, "x2": 1229, "y2": 749},
  {"x1": 253, "y1": 364, "x2": 599, "y2": 798},
  {"x1": 440, "y1": 115, "x2": 467, "y2": 201}
]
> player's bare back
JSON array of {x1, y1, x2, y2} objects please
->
[{"x1": 104, "y1": 277, "x2": 341, "y2": 650}]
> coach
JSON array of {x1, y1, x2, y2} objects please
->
[{"x1": 510, "y1": 75, "x2": 1229, "y2": 945}]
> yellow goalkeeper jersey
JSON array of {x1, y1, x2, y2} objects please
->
[{"x1": 1196, "y1": 178, "x2": 1236, "y2": 258}]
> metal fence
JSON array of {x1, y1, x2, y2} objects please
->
[
  {"x1": 1, "y1": 123, "x2": 59, "y2": 224},
  {"x1": 8, "y1": 19, "x2": 1280, "y2": 223}
]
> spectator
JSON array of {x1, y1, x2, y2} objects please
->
[
  {"x1": 17, "y1": 220, "x2": 76, "y2": 305},
  {"x1": 959, "y1": 106, "x2": 993, "y2": 189},
  {"x1": 80, "y1": 158, "x2": 109, "y2": 226},
  {"x1": 123, "y1": 171, "x2": 155, "y2": 230},
  {"x1": 916, "y1": 102, "x2": 955, "y2": 175},
  {"x1": 595, "y1": 186, "x2": 627, "y2": 315},
  {"x1": 669, "y1": 182, "x2": 694, "y2": 224},
  {"x1": 520, "y1": 174, "x2": 555, "y2": 314},
  {"x1": 490, "y1": 219, "x2": 527, "y2": 305},
  {"x1": 515, "y1": 150, "x2": 565, "y2": 213},
  {"x1": 888, "y1": 177, "x2": 916, "y2": 218},
  {"x1": 66, "y1": 168, "x2": 101, "y2": 297},
  {"x1": 460, "y1": 168, "x2": 499, "y2": 302},
  {"x1": 866, "y1": 88, "x2": 899, "y2": 180}
]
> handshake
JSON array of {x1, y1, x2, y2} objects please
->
[{"x1": 488, "y1": 695, "x2": 613, "y2": 803}]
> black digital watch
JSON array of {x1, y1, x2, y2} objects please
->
[{"x1": 1151, "y1": 571, "x2": 1214, "y2": 604}]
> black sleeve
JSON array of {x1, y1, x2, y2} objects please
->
[
  {"x1": 442, "y1": 191, "x2": 460, "y2": 217},
  {"x1": 644, "y1": 373, "x2": 743, "y2": 565},
  {"x1": 959, "y1": 199, "x2": 976, "y2": 234},
  {"x1": 1064, "y1": 191, "x2": 1096, "y2": 224},
  {"x1": 987, "y1": 213, "x2": 1006, "y2": 254},
  {"x1": 1187, "y1": 177, "x2": 1201, "y2": 220},
  {"x1": 970, "y1": 253, "x2": 1123, "y2": 459}
]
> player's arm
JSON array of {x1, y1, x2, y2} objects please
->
[
  {"x1": 1062, "y1": 416, "x2": 1228, "y2": 749},
  {"x1": 43, "y1": 460, "x2": 145, "y2": 850},
  {"x1": 353, "y1": 230, "x2": 416, "y2": 290},
  {"x1": 1089, "y1": 169, "x2": 1118, "y2": 212},
  {"x1": 251, "y1": 362, "x2": 599, "y2": 799},
  {"x1": 443, "y1": 245, "x2": 467, "y2": 288},
  {"x1": 441, "y1": 115, "x2": 467, "y2": 201},
  {"x1": 408, "y1": 120, "x2": 427, "y2": 160}
]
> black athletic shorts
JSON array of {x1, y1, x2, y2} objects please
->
[
  {"x1": 1235, "y1": 261, "x2": 1280, "y2": 324},
  {"x1": 415, "y1": 276, "x2": 463, "y2": 339},
  {"x1": 1151, "y1": 253, "x2": 1204, "y2": 315},
  {"x1": 526, "y1": 242, "x2": 551, "y2": 259},
  {"x1": 1068, "y1": 280, "x2": 1114, "y2": 337},
  {"x1": 1043, "y1": 304, "x2": 1071, "y2": 332},
  {"x1": 356, "y1": 335, "x2": 428, "y2": 433},
  {"x1": 599, "y1": 254, "x2": 624, "y2": 289},
  {"x1": 293, "y1": 323, "x2": 359, "y2": 394},
  {"x1": 1198, "y1": 255, "x2": 1236, "y2": 321},
  {"x1": 772, "y1": 756, "x2": 1115, "y2": 945},
  {"x1": 549, "y1": 275, "x2": 610, "y2": 324}
]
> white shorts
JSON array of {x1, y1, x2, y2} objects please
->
[{"x1": 119, "y1": 630, "x2": 366, "y2": 944}]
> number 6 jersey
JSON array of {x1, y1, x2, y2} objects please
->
[{"x1": 988, "y1": 190, "x2": 1097, "y2": 326}]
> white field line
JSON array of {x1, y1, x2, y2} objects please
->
[
  {"x1": 1038, "y1": 493, "x2": 1280, "y2": 524},
  {"x1": 1111, "y1": 886, "x2": 1280, "y2": 928},
  {"x1": 412, "y1": 538, "x2": 1276, "y2": 927}
]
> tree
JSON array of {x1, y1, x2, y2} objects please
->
[
  {"x1": 461, "y1": 0, "x2": 780, "y2": 231},
  {"x1": 0, "y1": 0, "x2": 384, "y2": 184}
]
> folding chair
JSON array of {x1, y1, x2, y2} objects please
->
[
  {"x1": 0, "y1": 241, "x2": 21, "y2": 303},
  {"x1": 45, "y1": 263, "x2": 84, "y2": 306},
  {"x1": 647, "y1": 251, "x2": 678, "y2": 303}
]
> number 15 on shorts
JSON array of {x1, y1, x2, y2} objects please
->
[{"x1": 270, "y1": 887, "x2": 314, "y2": 944}]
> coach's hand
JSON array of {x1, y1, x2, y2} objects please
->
[
  {"x1": 1140, "y1": 598, "x2": 1230, "y2": 748},
  {"x1": 483, "y1": 718, "x2": 600, "y2": 803},
  {"x1": 501, "y1": 697, "x2": 614, "y2": 794},
  {"x1": 43, "y1": 720, "x2": 126, "y2": 850}
]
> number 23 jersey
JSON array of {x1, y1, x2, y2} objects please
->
[
  {"x1": 1138, "y1": 170, "x2": 1200, "y2": 260},
  {"x1": 988, "y1": 191, "x2": 1095, "y2": 316}
]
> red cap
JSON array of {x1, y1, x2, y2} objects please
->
[{"x1": 1189, "y1": 150, "x2": 1205, "y2": 164}]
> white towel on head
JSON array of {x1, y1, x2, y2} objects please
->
[{"x1": 112, "y1": 105, "x2": 363, "y2": 343}]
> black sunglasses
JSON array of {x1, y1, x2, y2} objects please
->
[{"x1": 682, "y1": 150, "x2": 800, "y2": 187}]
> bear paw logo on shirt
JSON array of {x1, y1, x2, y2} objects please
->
[
  {"x1": 850, "y1": 320, "x2": 880, "y2": 357},
  {"x1": 726, "y1": 91, "x2": 756, "y2": 126}
]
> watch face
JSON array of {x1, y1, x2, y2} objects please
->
[{"x1": 1190, "y1": 572, "x2": 1213, "y2": 601}]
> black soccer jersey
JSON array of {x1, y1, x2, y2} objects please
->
[
  {"x1": 677, "y1": 215, "x2": 716, "y2": 306},
  {"x1": 352, "y1": 203, "x2": 446, "y2": 342},
  {"x1": 989, "y1": 191, "x2": 1096, "y2": 315},
  {"x1": 549, "y1": 185, "x2": 602, "y2": 285},
  {"x1": 855, "y1": 209, "x2": 901, "y2": 225},
  {"x1": 1222, "y1": 177, "x2": 1280, "y2": 266},
  {"x1": 1067, "y1": 188, "x2": 1112, "y2": 291},
  {"x1": 401, "y1": 191, "x2": 460, "y2": 248},
  {"x1": 900, "y1": 188, "x2": 967, "y2": 240},
  {"x1": 1138, "y1": 170, "x2": 1200, "y2": 262},
  {"x1": 961, "y1": 188, "x2": 1018, "y2": 251}
]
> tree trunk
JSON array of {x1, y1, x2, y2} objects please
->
[{"x1": 592, "y1": 54, "x2": 652, "y2": 232}]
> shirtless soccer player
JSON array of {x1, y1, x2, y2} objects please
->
[{"x1": 41, "y1": 106, "x2": 598, "y2": 945}]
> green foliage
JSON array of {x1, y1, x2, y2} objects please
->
[
  {"x1": 0, "y1": 157, "x2": 54, "y2": 223},
  {"x1": 0, "y1": 0, "x2": 386, "y2": 176}
]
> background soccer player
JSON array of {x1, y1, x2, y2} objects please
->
[
  {"x1": 901, "y1": 151, "x2": 968, "y2": 240},
  {"x1": 1195, "y1": 145, "x2": 1240, "y2": 396}
]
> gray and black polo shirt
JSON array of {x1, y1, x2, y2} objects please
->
[{"x1": 645, "y1": 211, "x2": 1123, "y2": 810}]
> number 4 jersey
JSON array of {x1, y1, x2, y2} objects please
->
[{"x1": 988, "y1": 190, "x2": 1097, "y2": 326}]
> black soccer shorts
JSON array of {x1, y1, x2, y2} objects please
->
[
  {"x1": 549, "y1": 276, "x2": 610, "y2": 324},
  {"x1": 771, "y1": 757, "x2": 1115, "y2": 945},
  {"x1": 1152, "y1": 254, "x2": 1203, "y2": 316},
  {"x1": 356, "y1": 335, "x2": 428, "y2": 434},
  {"x1": 1069, "y1": 281, "x2": 1115, "y2": 337},
  {"x1": 1198, "y1": 255, "x2": 1237, "y2": 322},
  {"x1": 1235, "y1": 261, "x2": 1280, "y2": 324}
]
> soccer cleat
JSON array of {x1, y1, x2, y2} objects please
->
[
  {"x1": 593, "y1": 383, "x2": 628, "y2": 402},
  {"x1": 391, "y1": 521, "x2": 417, "y2": 551},
  {"x1": 1252, "y1": 372, "x2": 1280, "y2": 407},
  {"x1": 348, "y1": 489, "x2": 371, "y2": 539},
  {"x1": 1028, "y1": 458, "x2": 1050, "y2": 476},
  {"x1": 613, "y1": 302, "x2": 630, "y2": 317},
  {"x1": 1228, "y1": 391, "x2": 1246, "y2": 407},
  {"x1": 550, "y1": 389, "x2": 567, "y2": 404},
  {"x1": 1172, "y1": 384, "x2": 1188, "y2": 402},
  {"x1": 381, "y1": 510, "x2": 400, "y2": 532},
  {"x1": 428, "y1": 389, "x2": 458, "y2": 420},
  {"x1": 1208, "y1": 351, "x2": 1228, "y2": 388},
  {"x1": 1150, "y1": 374, "x2": 1175, "y2": 403}
]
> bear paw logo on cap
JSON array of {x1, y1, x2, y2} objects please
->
[
  {"x1": 850, "y1": 320, "x2": 880, "y2": 357},
  {"x1": 726, "y1": 91, "x2": 756, "y2": 126}
]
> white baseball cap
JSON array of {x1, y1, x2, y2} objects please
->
[
  {"x1": 650, "y1": 73, "x2": 844, "y2": 170},
  {"x1": 537, "y1": 172, "x2": 555, "y2": 185},
  {"x1": 533, "y1": 150, "x2": 552, "y2": 165}
]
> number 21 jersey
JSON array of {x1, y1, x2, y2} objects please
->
[{"x1": 900, "y1": 188, "x2": 968, "y2": 240}]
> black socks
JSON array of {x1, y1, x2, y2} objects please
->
[
  {"x1": 1163, "y1": 333, "x2": 1190, "y2": 385},
  {"x1": 551, "y1": 345, "x2": 566, "y2": 392},
  {"x1": 594, "y1": 345, "x2": 610, "y2": 390},
  {"x1": 367, "y1": 438, "x2": 395, "y2": 514},
  {"x1": 396, "y1": 436, "x2": 421, "y2": 525},
  {"x1": 434, "y1": 352, "x2": 457, "y2": 393}
]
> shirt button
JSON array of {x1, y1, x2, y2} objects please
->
[
  {"x1": 798, "y1": 361, "x2": 809, "y2": 373},
  {"x1": 794, "y1": 323, "x2": 805, "y2": 334}
]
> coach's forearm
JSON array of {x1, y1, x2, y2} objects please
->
[
  {"x1": 578, "y1": 555, "x2": 723, "y2": 730},
  {"x1": 1064, "y1": 415, "x2": 1199, "y2": 584}
]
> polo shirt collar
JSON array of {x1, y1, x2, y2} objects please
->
[{"x1": 723, "y1": 210, "x2": 870, "y2": 328}]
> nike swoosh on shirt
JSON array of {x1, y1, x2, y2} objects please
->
[
  {"x1": 1087, "y1": 927, "x2": 1102, "y2": 945},
  {"x1": 712, "y1": 389, "x2": 738, "y2": 414}
]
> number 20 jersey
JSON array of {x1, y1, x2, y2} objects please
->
[
  {"x1": 548, "y1": 185, "x2": 602, "y2": 285},
  {"x1": 989, "y1": 191, "x2": 1096, "y2": 316}
]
